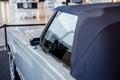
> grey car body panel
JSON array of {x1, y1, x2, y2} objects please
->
[{"x1": 8, "y1": 28, "x2": 75, "y2": 80}]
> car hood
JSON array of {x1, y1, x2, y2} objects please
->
[{"x1": 8, "y1": 26, "x2": 45, "y2": 46}]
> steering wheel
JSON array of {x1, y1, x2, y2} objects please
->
[{"x1": 58, "y1": 30, "x2": 74, "y2": 48}]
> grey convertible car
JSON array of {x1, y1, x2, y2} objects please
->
[{"x1": 8, "y1": 3, "x2": 120, "y2": 80}]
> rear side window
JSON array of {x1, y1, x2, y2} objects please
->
[{"x1": 41, "y1": 12, "x2": 78, "y2": 67}]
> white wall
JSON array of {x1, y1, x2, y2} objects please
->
[
  {"x1": 92, "y1": 0, "x2": 112, "y2": 3},
  {"x1": 54, "y1": 0, "x2": 66, "y2": 8}
]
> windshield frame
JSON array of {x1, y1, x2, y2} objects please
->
[
  {"x1": 39, "y1": 10, "x2": 78, "y2": 68},
  {"x1": 40, "y1": 11, "x2": 58, "y2": 46}
]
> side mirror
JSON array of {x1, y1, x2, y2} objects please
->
[{"x1": 30, "y1": 38, "x2": 40, "y2": 46}]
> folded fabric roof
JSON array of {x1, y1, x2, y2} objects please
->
[
  {"x1": 56, "y1": 3, "x2": 120, "y2": 16},
  {"x1": 56, "y1": 3, "x2": 120, "y2": 80}
]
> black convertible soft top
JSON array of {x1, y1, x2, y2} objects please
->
[
  {"x1": 56, "y1": 3, "x2": 120, "y2": 80},
  {"x1": 56, "y1": 3, "x2": 120, "y2": 15}
]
